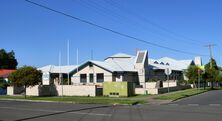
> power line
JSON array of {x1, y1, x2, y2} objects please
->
[
  {"x1": 204, "y1": 44, "x2": 216, "y2": 59},
  {"x1": 81, "y1": 0, "x2": 201, "y2": 46},
  {"x1": 105, "y1": 0, "x2": 204, "y2": 44},
  {"x1": 24, "y1": 0, "x2": 206, "y2": 56}
]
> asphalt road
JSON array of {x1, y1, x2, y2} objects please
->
[
  {"x1": 173, "y1": 90, "x2": 222, "y2": 105},
  {"x1": 0, "y1": 90, "x2": 222, "y2": 121}
]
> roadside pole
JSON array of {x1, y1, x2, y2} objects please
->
[
  {"x1": 198, "y1": 69, "x2": 200, "y2": 89},
  {"x1": 167, "y1": 74, "x2": 169, "y2": 93},
  {"x1": 165, "y1": 68, "x2": 172, "y2": 93}
]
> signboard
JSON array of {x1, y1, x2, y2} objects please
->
[
  {"x1": 42, "y1": 72, "x2": 50, "y2": 85},
  {"x1": 164, "y1": 68, "x2": 172, "y2": 75}
]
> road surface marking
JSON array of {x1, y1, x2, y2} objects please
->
[
  {"x1": 0, "y1": 106, "x2": 111, "y2": 117},
  {"x1": 209, "y1": 104, "x2": 221, "y2": 106},
  {"x1": 188, "y1": 104, "x2": 199, "y2": 106},
  {"x1": 168, "y1": 104, "x2": 178, "y2": 106}
]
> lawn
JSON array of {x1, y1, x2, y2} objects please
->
[
  {"x1": 0, "y1": 95, "x2": 146, "y2": 105},
  {"x1": 154, "y1": 88, "x2": 208, "y2": 101}
]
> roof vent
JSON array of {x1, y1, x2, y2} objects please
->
[{"x1": 154, "y1": 61, "x2": 159, "y2": 64}]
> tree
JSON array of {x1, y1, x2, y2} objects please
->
[
  {"x1": 0, "y1": 49, "x2": 18, "y2": 69},
  {"x1": 203, "y1": 58, "x2": 219, "y2": 89},
  {"x1": 185, "y1": 65, "x2": 202, "y2": 88},
  {"x1": 216, "y1": 74, "x2": 222, "y2": 87},
  {"x1": 8, "y1": 66, "x2": 42, "y2": 98}
]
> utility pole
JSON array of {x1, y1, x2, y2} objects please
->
[
  {"x1": 67, "y1": 40, "x2": 70, "y2": 85},
  {"x1": 204, "y1": 43, "x2": 216, "y2": 89},
  {"x1": 198, "y1": 69, "x2": 201, "y2": 89},
  {"x1": 204, "y1": 44, "x2": 216, "y2": 68}
]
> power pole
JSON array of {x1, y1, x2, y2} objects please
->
[
  {"x1": 204, "y1": 44, "x2": 216, "y2": 68},
  {"x1": 204, "y1": 43, "x2": 216, "y2": 89}
]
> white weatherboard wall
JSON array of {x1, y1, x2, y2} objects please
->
[
  {"x1": 25, "y1": 85, "x2": 96, "y2": 96},
  {"x1": 26, "y1": 86, "x2": 39, "y2": 96},
  {"x1": 55, "y1": 85, "x2": 96, "y2": 96},
  {"x1": 145, "y1": 82, "x2": 157, "y2": 88},
  {"x1": 72, "y1": 64, "x2": 113, "y2": 84},
  {"x1": 163, "y1": 81, "x2": 177, "y2": 88},
  {"x1": 7, "y1": 86, "x2": 13, "y2": 95},
  {"x1": 145, "y1": 81, "x2": 177, "y2": 89}
]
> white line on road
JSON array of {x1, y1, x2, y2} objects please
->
[
  {"x1": 187, "y1": 104, "x2": 199, "y2": 106},
  {"x1": 209, "y1": 104, "x2": 221, "y2": 106},
  {"x1": 168, "y1": 104, "x2": 178, "y2": 106},
  {"x1": 0, "y1": 107, "x2": 112, "y2": 117}
]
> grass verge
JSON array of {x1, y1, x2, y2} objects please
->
[
  {"x1": 154, "y1": 88, "x2": 208, "y2": 101},
  {"x1": 0, "y1": 95, "x2": 146, "y2": 105}
]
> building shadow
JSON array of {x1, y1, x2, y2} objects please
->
[{"x1": 15, "y1": 105, "x2": 112, "y2": 121}]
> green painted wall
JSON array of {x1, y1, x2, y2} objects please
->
[{"x1": 103, "y1": 82, "x2": 135, "y2": 97}]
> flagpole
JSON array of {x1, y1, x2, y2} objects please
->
[
  {"x1": 59, "y1": 51, "x2": 63, "y2": 97},
  {"x1": 67, "y1": 40, "x2": 70, "y2": 85},
  {"x1": 77, "y1": 48, "x2": 79, "y2": 73}
]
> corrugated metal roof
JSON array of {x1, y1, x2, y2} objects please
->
[
  {"x1": 38, "y1": 65, "x2": 78, "y2": 74},
  {"x1": 38, "y1": 52, "x2": 194, "y2": 74},
  {"x1": 149, "y1": 57, "x2": 193, "y2": 71},
  {"x1": 105, "y1": 53, "x2": 133, "y2": 59}
]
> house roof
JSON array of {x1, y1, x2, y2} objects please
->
[
  {"x1": 38, "y1": 65, "x2": 78, "y2": 74},
  {"x1": 38, "y1": 52, "x2": 194, "y2": 74},
  {"x1": 149, "y1": 57, "x2": 193, "y2": 71},
  {"x1": 0, "y1": 69, "x2": 16, "y2": 78},
  {"x1": 105, "y1": 53, "x2": 133, "y2": 60},
  {"x1": 76, "y1": 58, "x2": 137, "y2": 73}
]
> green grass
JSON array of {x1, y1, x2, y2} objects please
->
[
  {"x1": 155, "y1": 88, "x2": 208, "y2": 101},
  {"x1": 0, "y1": 95, "x2": 146, "y2": 105}
]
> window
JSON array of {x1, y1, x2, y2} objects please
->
[
  {"x1": 136, "y1": 52, "x2": 145, "y2": 63},
  {"x1": 154, "y1": 61, "x2": 159, "y2": 64},
  {"x1": 80, "y1": 74, "x2": 87, "y2": 83},
  {"x1": 89, "y1": 74, "x2": 94, "y2": 83},
  {"x1": 166, "y1": 63, "x2": 170, "y2": 65},
  {"x1": 97, "y1": 73, "x2": 104, "y2": 83},
  {"x1": 160, "y1": 62, "x2": 164, "y2": 65}
]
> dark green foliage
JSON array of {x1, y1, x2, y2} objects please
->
[
  {"x1": 0, "y1": 77, "x2": 9, "y2": 89},
  {"x1": 185, "y1": 65, "x2": 202, "y2": 87},
  {"x1": 216, "y1": 74, "x2": 222, "y2": 83},
  {"x1": 8, "y1": 66, "x2": 42, "y2": 87},
  {"x1": 0, "y1": 49, "x2": 18, "y2": 69},
  {"x1": 203, "y1": 58, "x2": 220, "y2": 89}
]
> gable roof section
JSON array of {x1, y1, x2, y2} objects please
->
[
  {"x1": 75, "y1": 59, "x2": 137, "y2": 73},
  {"x1": 105, "y1": 53, "x2": 133, "y2": 60},
  {"x1": 38, "y1": 65, "x2": 78, "y2": 74}
]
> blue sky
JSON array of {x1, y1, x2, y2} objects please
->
[{"x1": 1, "y1": 0, "x2": 222, "y2": 67}]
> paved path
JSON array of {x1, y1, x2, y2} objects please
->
[{"x1": 0, "y1": 90, "x2": 222, "y2": 121}]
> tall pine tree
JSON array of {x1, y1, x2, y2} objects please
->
[{"x1": 0, "y1": 49, "x2": 18, "y2": 69}]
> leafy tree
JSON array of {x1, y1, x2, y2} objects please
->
[
  {"x1": 0, "y1": 49, "x2": 18, "y2": 69},
  {"x1": 203, "y1": 58, "x2": 219, "y2": 89},
  {"x1": 8, "y1": 66, "x2": 42, "y2": 97},
  {"x1": 0, "y1": 77, "x2": 9, "y2": 89},
  {"x1": 185, "y1": 65, "x2": 202, "y2": 88},
  {"x1": 216, "y1": 74, "x2": 222, "y2": 86}
]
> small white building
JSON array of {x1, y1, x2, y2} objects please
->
[{"x1": 71, "y1": 50, "x2": 149, "y2": 87}]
